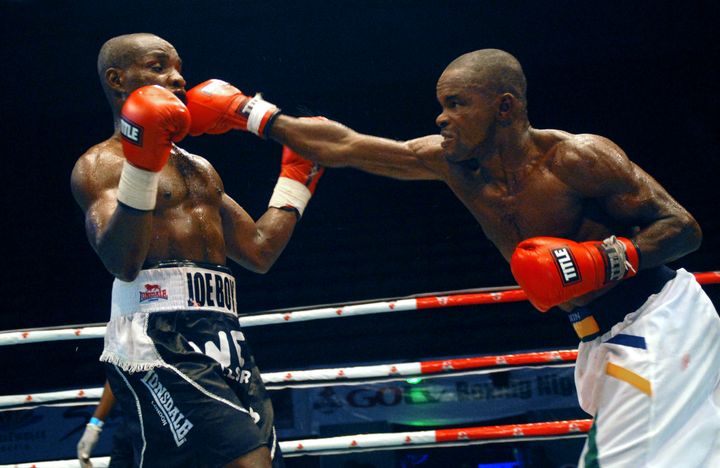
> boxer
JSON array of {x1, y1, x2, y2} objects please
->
[
  {"x1": 71, "y1": 33, "x2": 323, "y2": 467},
  {"x1": 184, "y1": 49, "x2": 720, "y2": 466}
]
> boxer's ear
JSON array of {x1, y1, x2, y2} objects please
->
[
  {"x1": 106, "y1": 67, "x2": 124, "y2": 93},
  {"x1": 497, "y1": 93, "x2": 514, "y2": 127}
]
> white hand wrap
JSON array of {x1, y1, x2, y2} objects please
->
[
  {"x1": 268, "y1": 177, "x2": 312, "y2": 217},
  {"x1": 117, "y1": 160, "x2": 160, "y2": 211}
]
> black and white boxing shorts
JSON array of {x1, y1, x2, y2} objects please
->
[{"x1": 101, "y1": 261, "x2": 283, "y2": 467}]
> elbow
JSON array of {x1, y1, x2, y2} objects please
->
[
  {"x1": 238, "y1": 253, "x2": 274, "y2": 275},
  {"x1": 249, "y1": 261, "x2": 272, "y2": 275},
  {"x1": 684, "y1": 213, "x2": 703, "y2": 253},
  {"x1": 106, "y1": 261, "x2": 142, "y2": 282},
  {"x1": 97, "y1": 244, "x2": 143, "y2": 282}
]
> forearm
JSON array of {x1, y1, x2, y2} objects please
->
[
  {"x1": 270, "y1": 116, "x2": 442, "y2": 180},
  {"x1": 226, "y1": 208, "x2": 298, "y2": 274},
  {"x1": 93, "y1": 381, "x2": 116, "y2": 421},
  {"x1": 93, "y1": 206, "x2": 153, "y2": 281},
  {"x1": 632, "y1": 212, "x2": 702, "y2": 269},
  {"x1": 268, "y1": 115, "x2": 356, "y2": 167}
]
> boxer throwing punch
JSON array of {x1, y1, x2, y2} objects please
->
[
  {"x1": 183, "y1": 49, "x2": 719, "y2": 466},
  {"x1": 70, "y1": 33, "x2": 322, "y2": 468}
]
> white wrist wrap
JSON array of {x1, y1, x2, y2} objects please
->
[
  {"x1": 268, "y1": 177, "x2": 312, "y2": 216},
  {"x1": 601, "y1": 235, "x2": 634, "y2": 281},
  {"x1": 245, "y1": 95, "x2": 277, "y2": 136},
  {"x1": 117, "y1": 160, "x2": 160, "y2": 211}
]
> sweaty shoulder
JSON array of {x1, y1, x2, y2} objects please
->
[
  {"x1": 71, "y1": 139, "x2": 124, "y2": 210},
  {"x1": 406, "y1": 134, "x2": 449, "y2": 179},
  {"x1": 548, "y1": 133, "x2": 636, "y2": 197},
  {"x1": 173, "y1": 146, "x2": 224, "y2": 186}
]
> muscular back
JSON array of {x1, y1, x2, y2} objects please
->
[
  {"x1": 437, "y1": 130, "x2": 689, "y2": 262},
  {"x1": 71, "y1": 137, "x2": 228, "y2": 267}
]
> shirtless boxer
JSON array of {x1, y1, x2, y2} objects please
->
[
  {"x1": 183, "y1": 49, "x2": 720, "y2": 466},
  {"x1": 70, "y1": 33, "x2": 322, "y2": 467}
]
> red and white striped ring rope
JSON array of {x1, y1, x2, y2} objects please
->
[
  {"x1": 0, "y1": 419, "x2": 593, "y2": 466},
  {"x1": 1, "y1": 271, "x2": 717, "y2": 346},
  {"x1": 0, "y1": 349, "x2": 577, "y2": 407},
  {"x1": 282, "y1": 419, "x2": 593, "y2": 454}
]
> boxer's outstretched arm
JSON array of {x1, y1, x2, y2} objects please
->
[
  {"x1": 552, "y1": 134, "x2": 702, "y2": 268},
  {"x1": 269, "y1": 115, "x2": 447, "y2": 181},
  {"x1": 184, "y1": 79, "x2": 446, "y2": 180}
]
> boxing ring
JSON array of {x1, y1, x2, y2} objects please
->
[{"x1": 1, "y1": 272, "x2": 718, "y2": 467}]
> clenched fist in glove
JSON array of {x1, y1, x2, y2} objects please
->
[
  {"x1": 511, "y1": 236, "x2": 640, "y2": 312},
  {"x1": 185, "y1": 79, "x2": 280, "y2": 138},
  {"x1": 118, "y1": 85, "x2": 190, "y2": 210},
  {"x1": 269, "y1": 145, "x2": 324, "y2": 217}
]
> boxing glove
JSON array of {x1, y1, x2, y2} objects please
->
[
  {"x1": 186, "y1": 79, "x2": 280, "y2": 138},
  {"x1": 77, "y1": 417, "x2": 103, "y2": 468},
  {"x1": 118, "y1": 85, "x2": 190, "y2": 210},
  {"x1": 510, "y1": 236, "x2": 640, "y2": 312},
  {"x1": 268, "y1": 145, "x2": 324, "y2": 217}
]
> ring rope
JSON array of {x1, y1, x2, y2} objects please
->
[
  {"x1": 2, "y1": 275, "x2": 713, "y2": 465},
  {"x1": 1, "y1": 271, "x2": 717, "y2": 347},
  {"x1": 262, "y1": 349, "x2": 578, "y2": 388},
  {"x1": 281, "y1": 419, "x2": 592, "y2": 455},
  {"x1": 0, "y1": 419, "x2": 592, "y2": 466},
  {"x1": 0, "y1": 349, "x2": 577, "y2": 408}
]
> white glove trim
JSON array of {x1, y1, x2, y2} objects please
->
[{"x1": 244, "y1": 95, "x2": 277, "y2": 136}]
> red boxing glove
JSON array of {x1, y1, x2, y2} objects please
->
[
  {"x1": 510, "y1": 236, "x2": 640, "y2": 312},
  {"x1": 185, "y1": 79, "x2": 280, "y2": 138},
  {"x1": 268, "y1": 144, "x2": 324, "y2": 217},
  {"x1": 120, "y1": 85, "x2": 190, "y2": 171},
  {"x1": 118, "y1": 85, "x2": 190, "y2": 210}
]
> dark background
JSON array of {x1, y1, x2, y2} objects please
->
[
  {"x1": 1, "y1": 0, "x2": 718, "y2": 365},
  {"x1": 0, "y1": 2, "x2": 719, "y2": 464}
]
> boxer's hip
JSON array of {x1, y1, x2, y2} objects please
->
[{"x1": 101, "y1": 260, "x2": 240, "y2": 372}]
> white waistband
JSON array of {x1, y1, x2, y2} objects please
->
[{"x1": 111, "y1": 265, "x2": 237, "y2": 318}]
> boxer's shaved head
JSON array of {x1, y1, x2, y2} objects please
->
[
  {"x1": 97, "y1": 33, "x2": 175, "y2": 106},
  {"x1": 445, "y1": 49, "x2": 527, "y2": 106}
]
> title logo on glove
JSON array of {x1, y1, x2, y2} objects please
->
[
  {"x1": 552, "y1": 247, "x2": 581, "y2": 285},
  {"x1": 120, "y1": 117, "x2": 143, "y2": 146}
]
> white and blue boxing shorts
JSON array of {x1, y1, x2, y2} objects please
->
[{"x1": 570, "y1": 267, "x2": 720, "y2": 467}]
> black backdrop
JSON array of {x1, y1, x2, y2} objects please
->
[{"x1": 1, "y1": 0, "x2": 718, "y2": 374}]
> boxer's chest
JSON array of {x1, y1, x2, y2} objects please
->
[
  {"x1": 446, "y1": 167, "x2": 583, "y2": 258},
  {"x1": 157, "y1": 151, "x2": 222, "y2": 209}
]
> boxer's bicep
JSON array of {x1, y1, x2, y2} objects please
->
[
  {"x1": 552, "y1": 135, "x2": 701, "y2": 265},
  {"x1": 71, "y1": 155, "x2": 120, "y2": 250},
  {"x1": 553, "y1": 135, "x2": 658, "y2": 224}
]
